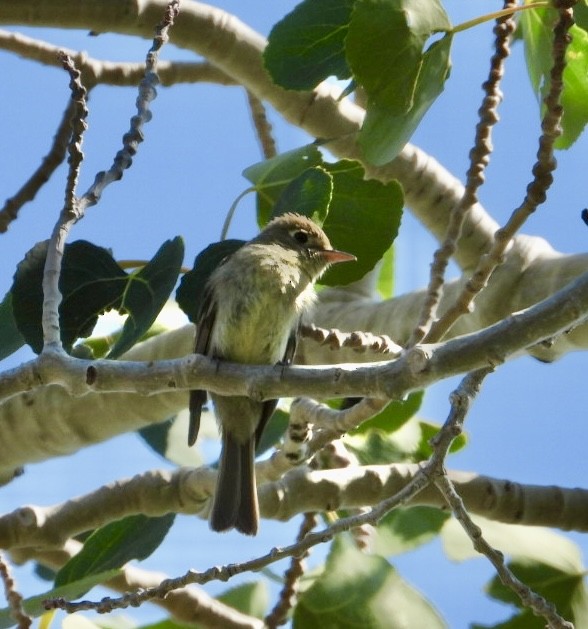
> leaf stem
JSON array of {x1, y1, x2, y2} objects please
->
[
  {"x1": 220, "y1": 187, "x2": 255, "y2": 240},
  {"x1": 451, "y1": 2, "x2": 550, "y2": 35}
]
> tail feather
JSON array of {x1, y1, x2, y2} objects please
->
[{"x1": 210, "y1": 432, "x2": 259, "y2": 536}]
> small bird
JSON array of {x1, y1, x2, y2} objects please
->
[{"x1": 189, "y1": 213, "x2": 355, "y2": 535}]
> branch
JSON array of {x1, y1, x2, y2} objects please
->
[
  {"x1": 424, "y1": 0, "x2": 574, "y2": 344},
  {"x1": 408, "y1": 0, "x2": 517, "y2": 345},
  {"x1": 77, "y1": 0, "x2": 179, "y2": 214},
  {"x1": 0, "y1": 97, "x2": 75, "y2": 233},
  {"x1": 3, "y1": 463, "x2": 588, "y2": 553},
  {"x1": 22, "y1": 542, "x2": 263, "y2": 629},
  {"x1": 264, "y1": 512, "x2": 317, "y2": 628},
  {"x1": 40, "y1": 53, "x2": 88, "y2": 351},
  {"x1": 43, "y1": 459, "x2": 588, "y2": 615},
  {"x1": 0, "y1": 553, "x2": 31, "y2": 628},
  {"x1": 0, "y1": 267, "x2": 588, "y2": 473},
  {"x1": 0, "y1": 28, "x2": 236, "y2": 88}
]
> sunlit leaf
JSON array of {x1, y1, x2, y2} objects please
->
[
  {"x1": 346, "y1": 0, "x2": 451, "y2": 113},
  {"x1": 353, "y1": 391, "x2": 424, "y2": 434},
  {"x1": 321, "y1": 160, "x2": 403, "y2": 286},
  {"x1": 521, "y1": 4, "x2": 588, "y2": 149}
]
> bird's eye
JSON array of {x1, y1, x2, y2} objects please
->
[{"x1": 292, "y1": 230, "x2": 309, "y2": 244}]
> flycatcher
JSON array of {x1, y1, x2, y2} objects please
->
[{"x1": 189, "y1": 213, "x2": 355, "y2": 535}]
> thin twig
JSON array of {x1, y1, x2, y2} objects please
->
[
  {"x1": 78, "y1": 0, "x2": 180, "y2": 213},
  {"x1": 0, "y1": 98, "x2": 76, "y2": 233},
  {"x1": 301, "y1": 323, "x2": 403, "y2": 355},
  {"x1": 430, "y1": 369, "x2": 573, "y2": 628},
  {"x1": 41, "y1": 53, "x2": 88, "y2": 351},
  {"x1": 0, "y1": 553, "x2": 32, "y2": 628},
  {"x1": 265, "y1": 512, "x2": 317, "y2": 628},
  {"x1": 246, "y1": 90, "x2": 277, "y2": 159},
  {"x1": 44, "y1": 461, "x2": 434, "y2": 615},
  {"x1": 425, "y1": 0, "x2": 575, "y2": 343},
  {"x1": 436, "y1": 476, "x2": 572, "y2": 628},
  {"x1": 408, "y1": 0, "x2": 517, "y2": 347}
]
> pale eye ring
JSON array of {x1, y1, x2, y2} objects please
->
[{"x1": 293, "y1": 230, "x2": 309, "y2": 244}]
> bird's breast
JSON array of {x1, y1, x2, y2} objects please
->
[{"x1": 209, "y1": 257, "x2": 315, "y2": 364}]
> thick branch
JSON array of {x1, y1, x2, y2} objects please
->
[{"x1": 3, "y1": 464, "x2": 588, "y2": 553}]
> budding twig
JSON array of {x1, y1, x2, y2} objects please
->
[
  {"x1": 424, "y1": 0, "x2": 575, "y2": 344},
  {"x1": 301, "y1": 324, "x2": 403, "y2": 355},
  {"x1": 408, "y1": 0, "x2": 518, "y2": 347},
  {"x1": 0, "y1": 553, "x2": 31, "y2": 628}
]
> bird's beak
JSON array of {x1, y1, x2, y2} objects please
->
[{"x1": 319, "y1": 249, "x2": 356, "y2": 264}]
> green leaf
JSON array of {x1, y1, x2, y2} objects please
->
[
  {"x1": 55, "y1": 514, "x2": 175, "y2": 589},
  {"x1": 521, "y1": 5, "x2": 588, "y2": 149},
  {"x1": 255, "y1": 408, "x2": 289, "y2": 457},
  {"x1": 359, "y1": 35, "x2": 452, "y2": 164},
  {"x1": 11, "y1": 239, "x2": 182, "y2": 356},
  {"x1": 0, "y1": 569, "x2": 121, "y2": 628},
  {"x1": 176, "y1": 239, "x2": 245, "y2": 323},
  {"x1": 442, "y1": 517, "x2": 584, "y2": 571},
  {"x1": 107, "y1": 237, "x2": 184, "y2": 358},
  {"x1": 136, "y1": 582, "x2": 268, "y2": 629},
  {"x1": 320, "y1": 160, "x2": 403, "y2": 286},
  {"x1": 138, "y1": 417, "x2": 175, "y2": 459},
  {"x1": 414, "y1": 420, "x2": 467, "y2": 460},
  {"x1": 137, "y1": 621, "x2": 190, "y2": 629},
  {"x1": 271, "y1": 166, "x2": 333, "y2": 226},
  {"x1": 0, "y1": 291, "x2": 25, "y2": 360},
  {"x1": 376, "y1": 244, "x2": 395, "y2": 300},
  {"x1": 243, "y1": 145, "x2": 323, "y2": 225},
  {"x1": 218, "y1": 581, "x2": 269, "y2": 619},
  {"x1": 478, "y1": 561, "x2": 588, "y2": 628},
  {"x1": 575, "y1": 0, "x2": 588, "y2": 31},
  {"x1": 353, "y1": 391, "x2": 424, "y2": 434},
  {"x1": 444, "y1": 519, "x2": 588, "y2": 627},
  {"x1": 12, "y1": 240, "x2": 128, "y2": 354},
  {"x1": 374, "y1": 506, "x2": 450, "y2": 556},
  {"x1": 245, "y1": 151, "x2": 403, "y2": 286},
  {"x1": 346, "y1": 0, "x2": 451, "y2": 113},
  {"x1": 264, "y1": 0, "x2": 354, "y2": 90},
  {"x1": 294, "y1": 535, "x2": 446, "y2": 628},
  {"x1": 346, "y1": 430, "x2": 411, "y2": 466}
]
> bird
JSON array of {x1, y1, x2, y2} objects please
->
[{"x1": 188, "y1": 212, "x2": 355, "y2": 535}]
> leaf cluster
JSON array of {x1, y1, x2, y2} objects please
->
[
  {"x1": 265, "y1": 0, "x2": 452, "y2": 164},
  {"x1": 2, "y1": 238, "x2": 184, "y2": 360}
]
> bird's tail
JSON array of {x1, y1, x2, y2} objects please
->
[{"x1": 210, "y1": 431, "x2": 259, "y2": 536}]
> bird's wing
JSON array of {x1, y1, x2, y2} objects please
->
[
  {"x1": 253, "y1": 323, "x2": 299, "y2": 447},
  {"x1": 188, "y1": 284, "x2": 217, "y2": 447}
]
